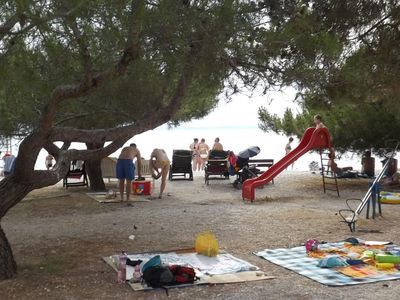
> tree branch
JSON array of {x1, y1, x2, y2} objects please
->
[
  {"x1": 0, "y1": 14, "x2": 19, "y2": 40},
  {"x1": 65, "y1": 15, "x2": 92, "y2": 86},
  {"x1": 38, "y1": 0, "x2": 145, "y2": 132},
  {"x1": 0, "y1": 2, "x2": 86, "y2": 42},
  {"x1": 48, "y1": 43, "x2": 197, "y2": 145},
  {"x1": 354, "y1": 13, "x2": 392, "y2": 41}
]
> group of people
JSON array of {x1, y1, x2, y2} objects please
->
[
  {"x1": 189, "y1": 137, "x2": 224, "y2": 171},
  {"x1": 36, "y1": 113, "x2": 399, "y2": 202},
  {"x1": 116, "y1": 144, "x2": 170, "y2": 201}
]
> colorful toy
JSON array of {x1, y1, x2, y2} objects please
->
[
  {"x1": 380, "y1": 191, "x2": 400, "y2": 204},
  {"x1": 305, "y1": 239, "x2": 319, "y2": 252}
]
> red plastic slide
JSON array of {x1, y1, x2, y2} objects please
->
[{"x1": 242, "y1": 127, "x2": 332, "y2": 201}]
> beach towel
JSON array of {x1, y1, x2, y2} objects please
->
[{"x1": 255, "y1": 241, "x2": 400, "y2": 286}]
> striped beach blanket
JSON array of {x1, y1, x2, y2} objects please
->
[{"x1": 255, "y1": 242, "x2": 400, "y2": 286}]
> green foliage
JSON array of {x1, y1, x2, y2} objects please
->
[
  {"x1": 258, "y1": 0, "x2": 400, "y2": 153},
  {"x1": 0, "y1": 0, "x2": 275, "y2": 135}
]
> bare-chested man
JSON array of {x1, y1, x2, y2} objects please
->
[
  {"x1": 212, "y1": 137, "x2": 223, "y2": 151},
  {"x1": 150, "y1": 148, "x2": 170, "y2": 199},
  {"x1": 116, "y1": 143, "x2": 142, "y2": 201}
]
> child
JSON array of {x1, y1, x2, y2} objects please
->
[
  {"x1": 285, "y1": 137, "x2": 294, "y2": 155},
  {"x1": 313, "y1": 114, "x2": 326, "y2": 128}
]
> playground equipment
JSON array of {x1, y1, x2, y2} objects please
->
[
  {"x1": 242, "y1": 127, "x2": 332, "y2": 201},
  {"x1": 338, "y1": 141, "x2": 399, "y2": 232},
  {"x1": 319, "y1": 150, "x2": 340, "y2": 197}
]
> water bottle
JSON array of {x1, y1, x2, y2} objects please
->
[
  {"x1": 117, "y1": 252, "x2": 127, "y2": 283},
  {"x1": 132, "y1": 264, "x2": 141, "y2": 282}
]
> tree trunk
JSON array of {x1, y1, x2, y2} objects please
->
[
  {"x1": 0, "y1": 224, "x2": 17, "y2": 280},
  {"x1": 85, "y1": 142, "x2": 106, "y2": 191},
  {"x1": 0, "y1": 176, "x2": 33, "y2": 280}
]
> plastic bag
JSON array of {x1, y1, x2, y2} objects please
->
[{"x1": 195, "y1": 231, "x2": 218, "y2": 257}]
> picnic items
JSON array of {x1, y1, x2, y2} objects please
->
[
  {"x1": 195, "y1": 231, "x2": 219, "y2": 257},
  {"x1": 309, "y1": 239, "x2": 400, "y2": 272},
  {"x1": 117, "y1": 253, "x2": 127, "y2": 283},
  {"x1": 106, "y1": 189, "x2": 117, "y2": 199},
  {"x1": 317, "y1": 256, "x2": 348, "y2": 268},
  {"x1": 105, "y1": 250, "x2": 269, "y2": 292},
  {"x1": 255, "y1": 238, "x2": 400, "y2": 286},
  {"x1": 305, "y1": 239, "x2": 319, "y2": 252},
  {"x1": 118, "y1": 254, "x2": 199, "y2": 291}
]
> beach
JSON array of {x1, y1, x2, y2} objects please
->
[{"x1": 1, "y1": 171, "x2": 400, "y2": 299}]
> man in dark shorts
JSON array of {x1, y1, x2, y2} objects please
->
[{"x1": 116, "y1": 143, "x2": 142, "y2": 201}]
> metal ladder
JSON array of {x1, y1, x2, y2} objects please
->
[{"x1": 319, "y1": 150, "x2": 340, "y2": 197}]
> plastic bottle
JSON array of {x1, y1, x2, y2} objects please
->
[
  {"x1": 375, "y1": 254, "x2": 400, "y2": 264},
  {"x1": 132, "y1": 264, "x2": 141, "y2": 282},
  {"x1": 117, "y1": 252, "x2": 127, "y2": 283},
  {"x1": 376, "y1": 263, "x2": 395, "y2": 270}
]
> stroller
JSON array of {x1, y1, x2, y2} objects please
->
[{"x1": 232, "y1": 146, "x2": 261, "y2": 189}]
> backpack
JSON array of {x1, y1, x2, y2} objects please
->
[
  {"x1": 168, "y1": 265, "x2": 199, "y2": 284},
  {"x1": 142, "y1": 266, "x2": 175, "y2": 288}
]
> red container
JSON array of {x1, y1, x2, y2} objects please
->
[{"x1": 132, "y1": 180, "x2": 151, "y2": 195}]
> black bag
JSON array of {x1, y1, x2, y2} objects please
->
[{"x1": 142, "y1": 266, "x2": 175, "y2": 288}]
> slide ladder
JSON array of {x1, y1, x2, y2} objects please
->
[
  {"x1": 338, "y1": 141, "x2": 399, "y2": 232},
  {"x1": 242, "y1": 127, "x2": 332, "y2": 201},
  {"x1": 319, "y1": 150, "x2": 340, "y2": 197}
]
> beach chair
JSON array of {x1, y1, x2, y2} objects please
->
[
  {"x1": 205, "y1": 150, "x2": 229, "y2": 185},
  {"x1": 169, "y1": 150, "x2": 193, "y2": 181},
  {"x1": 101, "y1": 157, "x2": 117, "y2": 182},
  {"x1": 63, "y1": 160, "x2": 89, "y2": 188}
]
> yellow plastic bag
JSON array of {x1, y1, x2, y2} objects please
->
[{"x1": 195, "y1": 231, "x2": 218, "y2": 257}]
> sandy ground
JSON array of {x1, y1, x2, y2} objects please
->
[{"x1": 1, "y1": 171, "x2": 400, "y2": 300}]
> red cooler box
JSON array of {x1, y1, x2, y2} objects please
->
[{"x1": 132, "y1": 180, "x2": 151, "y2": 195}]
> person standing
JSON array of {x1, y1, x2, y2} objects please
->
[
  {"x1": 2, "y1": 153, "x2": 16, "y2": 176},
  {"x1": 116, "y1": 143, "x2": 142, "y2": 201},
  {"x1": 150, "y1": 148, "x2": 170, "y2": 199},
  {"x1": 45, "y1": 153, "x2": 54, "y2": 170},
  {"x1": 212, "y1": 137, "x2": 224, "y2": 151},
  {"x1": 198, "y1": 138, "x2": 210, "y2": 170},
  {"x1": 361, "y1": 150, "x2": 375, "y2": 177},
  {"x1": 285, "y1": 137, "x2": 294, "y2": 169},
  {"x1": 189, "y1": 138, "x2": 199, "y2": 171}
]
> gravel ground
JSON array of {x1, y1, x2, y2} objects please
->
[{"x1": 1, "y1": 171, "x2": 400, "y2": 299}]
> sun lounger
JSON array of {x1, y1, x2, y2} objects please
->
[
  {"x1": 169, "y1": 150, "x2": 193, "y2": 181},
  {"x1": 63, "y1": 160, "x2": 89, "y2": 188},
  {"x1": 205, "y1": 150, "x2": 229, "y2": 185}
]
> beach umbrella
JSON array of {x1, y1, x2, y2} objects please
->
[{"x1": 238, "y1": 146, "x2": 260, "y2": 159}]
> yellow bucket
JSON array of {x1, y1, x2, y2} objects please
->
[{"x1": 195, "y1": 231, "x2": 218, "y2": 257}]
